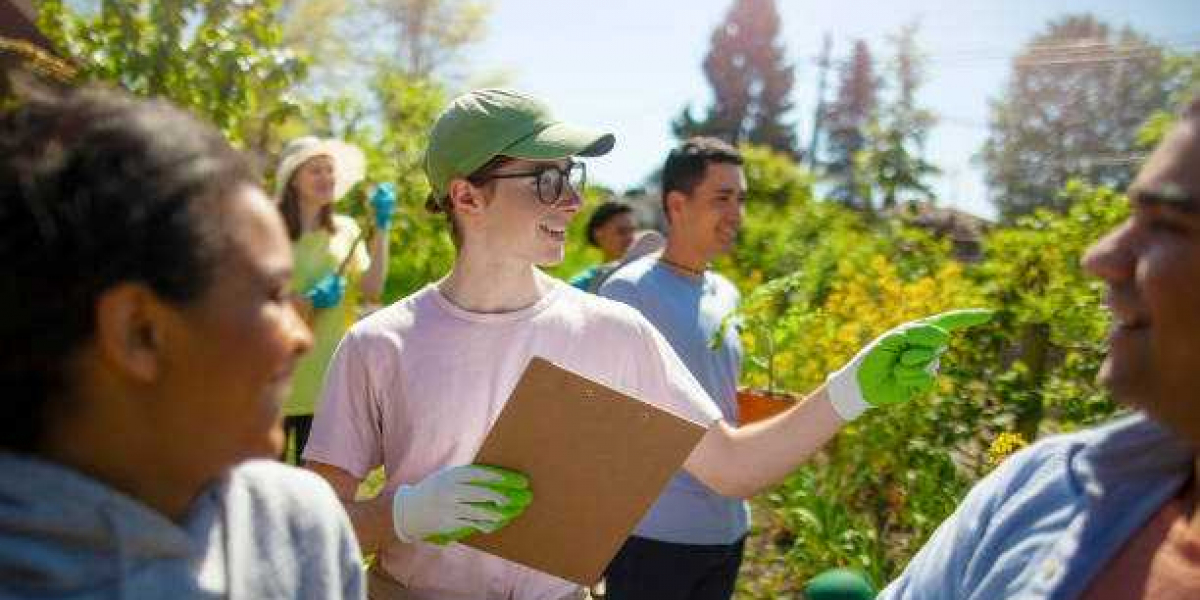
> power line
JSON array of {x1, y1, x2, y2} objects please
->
[{"x1": 793, "y1": 34, "x2": 1200, "y2": 68}]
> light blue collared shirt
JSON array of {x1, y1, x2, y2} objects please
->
[{"x1": 880, "y1": 412, "x2": 1194, "y2": 599}]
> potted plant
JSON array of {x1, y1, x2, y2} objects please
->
[
  {"x1": 735, "y1": 324, "x2": 799, "y2": 424},
  {"x1": 714, "y1": 277, "x2": 804, "y2": 424}
]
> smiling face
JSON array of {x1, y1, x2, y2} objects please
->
[
  {"x1": 593, "y1": 211, "x2": 636, "y2": 261},
  {"x1": 152, "y1": 184, "x2": 313, "y2": 478},
  {"x1": 1082, "y1": 110, "x2": 1200, "y2": 443},
  {"x1": 467, "y1": 158, "x2": 583, "y2": 267},
  {"x1": 291, "y1": 155, "x2": 337, "y2": 207},
  {"x1": 668, "y1": 161, "x2": 747, "y2": 260}
]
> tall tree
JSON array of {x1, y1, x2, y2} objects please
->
[
  {"x1": 982, "y1": 14, "x2": 1168, "y2": 221},
  {"x1": 859, "y1": 23, "x2": 939, "y2": 211},
  {"x1": 1137, "y1": 50, "x2": 1200, "y2": 148},
  {"x1": 672, "y1": 0, "x2": 799, "y2": 155},
  {"x1": 823, "y1": 40, "x2": 878, "y2": 209},
  {"x1": 367, "y1": 0, "x2": 488, "y2": 79},
  {"x1": 280, "y1": 0, "x2": 488, "y2": 94},
  {"x1": 38, "y1": 0, "x2": 306, "y2": 153}
]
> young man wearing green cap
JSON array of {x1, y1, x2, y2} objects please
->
[{"x1": 302, "y1": 88, "x2": 989, "y2": 600}]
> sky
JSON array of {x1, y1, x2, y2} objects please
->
[{"x1": 468, "y1": 0, "x2": 1199, "y2": 219}]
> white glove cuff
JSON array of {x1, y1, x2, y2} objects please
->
[
  {"x1": 392, "y1": 484, "x2": 417, "y2": 543},
  {"x1": 826, "y1": 367, "x2": 869, "y2": 422}
]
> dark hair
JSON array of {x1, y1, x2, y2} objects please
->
[
  {"x1": 585, "y1": 201, "x2": 633, "y2": 246},
  {"x1": 661, "y1": 137, "x2": 743, "y2": 219},
  {"x1": 0, "y1": 83, "x2": 256, "y2": 452},
  {"x1": 278, "y1": 170, "x2": 334, "y2": 241}
]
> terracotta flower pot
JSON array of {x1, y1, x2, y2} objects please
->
[{"x1": 736, "y1": 388, "x2": 798, "y2": 424}]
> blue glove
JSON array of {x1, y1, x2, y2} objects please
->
[
  {"x1": 305, "y1": 274, "x2": 346, "y2": 309},
  {"x1": 370, "y1": 182, "x2": 397, "y2": 230}
]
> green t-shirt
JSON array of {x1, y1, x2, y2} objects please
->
[{"x1": 285, "y1": 215, "x2": 369, "y2": 417}]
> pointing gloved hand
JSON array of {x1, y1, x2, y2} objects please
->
[
  {"x1": 370, "y1": 182, "x2": 397, "y2": 231},
  {"x1": 826, "y1": 309, "x2": 993, "y2": 421},
  {"x1": 305, "y1": 273, "x2": 347, "y2": 310},
  {"x1": 392, "y1": 464, "x2": 532, "y2": 546}
]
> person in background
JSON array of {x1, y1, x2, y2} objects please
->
[
  {"x1": 274, "y1": 136, "x2": 395, "y2": 464},
  {"x1": 301, "y1": 87, "x2": 989, "y2": 600},
  {"x1": 570, "y1": 200, "x2": 635, "y2": 291},
  {"x1": 0, "y1": 83, "x2": 362, "y2": 598},
  {"x1": 597, "y1": 137, "x2": 750, "y2": 600},
  {"x1": 877, "y1": 98, "x2": 1200, "y2": 599}
]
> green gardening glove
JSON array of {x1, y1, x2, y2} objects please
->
[
  {"x1": 826, "y1": 309, "x2": 993, "y2": 420},
  {"x1": 392, "y1": 464, "x2": 532, "y2": 546}
]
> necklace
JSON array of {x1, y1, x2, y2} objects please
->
[{"x1": 658, "y1": 256, "x2": 706, "y2": 277}]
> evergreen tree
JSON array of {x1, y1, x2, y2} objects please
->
[
  {"x1": 672, "y1": 0, "x2": 799, "y2": 155},
  {"x1": 860, "y1": 23, "x2": 938, "y2": 211},
  {"x1": 823, "y1": 40, "x2": 878, "y2": 209}
]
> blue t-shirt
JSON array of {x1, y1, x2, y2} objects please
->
[{"x1": 599, "y1": 256, "x2": 749, "y2": 545}]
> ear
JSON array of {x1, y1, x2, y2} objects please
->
[
  {"x1": 93, "y1": 283, "x2": 168, "y2": 383},
  {"x1": 447, "y1": 178, "x2": 489, "y2": 218},
  {"x1": 665, "y1": 189, "x2": 689, "y2": 223}
]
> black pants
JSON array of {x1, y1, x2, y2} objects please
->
[
  {"x1": 281, "y1": 414, "x2": 313, "y2": 465},
  {"x1": 604, "y1": 535, "x2": 746, "y2": 600}
]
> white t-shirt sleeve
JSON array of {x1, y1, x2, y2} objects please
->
[
  {"x1": 303, "y1": 330, "x2": 384, "y2": 479},
  {"x1": 627, "y1": 311, "x2": 724, "y2": 426}
]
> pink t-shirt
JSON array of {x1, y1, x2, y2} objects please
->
[{"x1": 304, "y1": 278, "x2": 723, "y2": 600}]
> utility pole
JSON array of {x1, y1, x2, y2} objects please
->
[{"x1": 806, "y1": 33, "x2": 832, "y2": 171}]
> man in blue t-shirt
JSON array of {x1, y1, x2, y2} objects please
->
[{"x1": 598, "y1": 137, "x2": 749, "y2": 600}]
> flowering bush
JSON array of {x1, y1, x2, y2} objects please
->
[{"x1": 728, "y1": 147, "x2": 1128, "y2": 595}]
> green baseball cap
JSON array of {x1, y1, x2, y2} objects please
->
[{"x1": 423, "y1": 88, "x2": 616, "y2": 209}]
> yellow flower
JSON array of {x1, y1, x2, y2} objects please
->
[{"x1": 986, "y1": 432, "x2": 1029, "y2": 466}]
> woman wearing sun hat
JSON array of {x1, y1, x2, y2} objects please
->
[{"x1": 274, "y1": 135, "x2": 396, "y2": 464}]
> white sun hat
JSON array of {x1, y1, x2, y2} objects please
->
[{"x1": 273, "y1": 136, "x2": 366, "y2": 203}]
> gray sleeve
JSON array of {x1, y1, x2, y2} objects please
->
[{"x1": 228, "y1": 462, "x2": 366, "y2": 599}]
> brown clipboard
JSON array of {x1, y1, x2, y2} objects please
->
[{"x1": 464, "y1": 356, "x2": 709, "y2": 585}]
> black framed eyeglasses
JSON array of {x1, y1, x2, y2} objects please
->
[{"x1": 472, "y1": 161, "x2": 587, "y2": 207}]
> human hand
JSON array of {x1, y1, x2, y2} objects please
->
[
  {"x1": 826, "y1": 309, "x2": 993, "y2": 420},
  {"x1": 392, "y1": 464, "x2": 532, "y2": 545},
  {"x1": 305, "y1": 273, "x2": 347, "y2": 310},
  {"x1": 370, "y1": 182, "x2": 397, "y2": 230}
]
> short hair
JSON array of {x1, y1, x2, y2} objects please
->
[
  {"x1": 0, "y1": 83, "x2": 256, "y2": 452},
  {"x1": 584, "y1": 201, "x2": 633, "y2": 247},
  {"x1": 661, "y1": 137, "x2": 743, "y2": 217}
]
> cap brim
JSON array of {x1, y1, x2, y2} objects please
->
[{"x1": 504, "y1": 122, "x2": 615, "y2": 161}]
